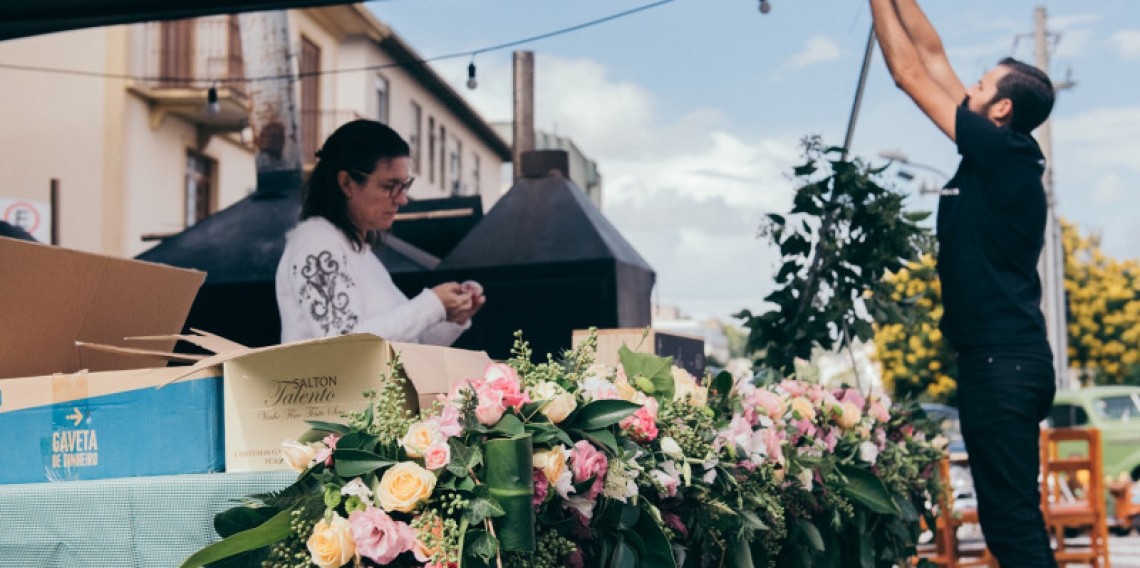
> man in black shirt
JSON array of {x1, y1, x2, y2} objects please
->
[{"x1": 868, "y1": 0, "x2": 1057, "y2": 565}]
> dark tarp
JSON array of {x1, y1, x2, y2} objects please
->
[
  {"x1": 396, "y1": 174, "x2": 655, "y2": 360},
  {"x1": 0, "y1": 0, "x2": 359, "y2": 41}
]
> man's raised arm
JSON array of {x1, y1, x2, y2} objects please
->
[
  {"x1": 892, "y1": 0, "x2": 965, "y2": 101},
  {"x1": 868, "y1": 0, "x2": 960, "y2": 140}
]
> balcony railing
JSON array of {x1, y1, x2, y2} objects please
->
[{"x1": 135, "y1": 16, "x2": 245, "y2": 92}]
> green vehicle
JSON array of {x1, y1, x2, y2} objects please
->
[{"x1": 1047, "y1": 385, "x2": 1140, "y2": 481}]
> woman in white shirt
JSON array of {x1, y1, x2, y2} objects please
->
[{"x1": 276, "y1": 119, "x2": 484, "y2": 344}]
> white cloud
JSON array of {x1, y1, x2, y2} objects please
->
[
  {"x1": 431, "y1": 54, "x2": 802, "y2": 320},
  {"x1": 1054, "y1": 105, "x2": 1140, "y2": 173},
  {"x1": 1093, "y1": 173, "x2": 1126, "y2": 205},
  {"x1": 785, "y1": 35, "x2": 843, "y2": 70},
  {"x1": 1109, "y1": 29, "x2": 1140, "y2": 60}
]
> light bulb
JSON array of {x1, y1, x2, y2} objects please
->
[
  {"x1": 759, "y1": 0, "x2": 772, "y2": 14},
  {"x1": 206, "y1": 86, "x2": 221, "y2": 115},
  {"x1": 466, "y1": 62, "x2": 477, "y2": 90}
]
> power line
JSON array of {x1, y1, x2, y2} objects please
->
[{"x1": 0, "y1": 0, "x2": 674, "y2": 86}]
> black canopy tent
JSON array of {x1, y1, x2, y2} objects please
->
[{"x1": 0, "y1": 0, "x2": 358, "y2": 41}]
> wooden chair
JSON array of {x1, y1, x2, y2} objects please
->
[
  {"x1": 1040, "y1": 427, "x2": 1111, "y2": 567},
  {"x1": 915, "y1": 457, "x2": 995, "y2": 567}
]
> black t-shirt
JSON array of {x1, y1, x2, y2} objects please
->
[{"x1": 936, "y1": 104, "x2": 1049, "y2": 353}]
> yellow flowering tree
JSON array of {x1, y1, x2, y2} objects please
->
[
  {"x1": 873, "y1": 254, "x2": 958, "y2": 404},
  {"x1": 1063, "y1": 219, "x2": 1140, "y2": 385}
]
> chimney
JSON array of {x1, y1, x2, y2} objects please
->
[
  {"x1": 512, "y1": 51, "x2": 535, "y2": 180},
  {"x1": 239, "y1": 11, "x2": 303, "y2": 194},
  {"x1": 520, "y1": 150, "x2": 569, "y2": 179}
]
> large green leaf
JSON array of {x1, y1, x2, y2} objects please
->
[
  {"x1": 332, "y1": 449, "x2": 394, "y2": 477},
  {"x1": 632, "y1": 505, "x2": 676, "y2": 568},
  {"x1": 484, "y1": 436, "x2": 535, "y2": 552},
  {"x1": 463, "y1": 485, "x2": 507, "y2": 525},
  {"x1": 837, "y1": 463, "x2": 902, "y2": 516},
  {"x1": 178, "y1": 509, "x2": 292, "y2": 568},
  {"x1": 491, "y1": 413, "x2": 526, "y2": 437},
  {"x1": 302, "y1": 420, "x2": 351, "y2": 435},
  {"x1": 568, "y1": 399, "x2": 641, "y2": 431},
  {"x1": 617, "y1": 345, "x2": 675, "y2": 401},
  {"x1": 609, "y1": 537, "x2": 638, "y2": 568},
  {"x1": 213, "y1": 505, "x2": 279, "y2": 539},
  {"x1": 572, "y1": 428, "x2": 619, "y2": 455}
]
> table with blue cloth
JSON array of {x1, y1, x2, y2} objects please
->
[{"x1": 0, "y1": 472, "x2": 294, "y2": 568}]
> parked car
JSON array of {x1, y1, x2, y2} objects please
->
[{"x1": 1047, "y1": 385, "x2": 1140, "y2": 481}]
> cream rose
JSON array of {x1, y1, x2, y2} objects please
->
[
  {"x1": 671, "y1": 367, "x2": 708, "y2": 406},
  {"x1": 532, "y1": 445, "x2": 571, "y2": 486},
  {"x1": 306, "y1": 513, "x2": 355, "y2": 568},
  {"x1": 835, "y1": 402, "x2": 862, "y2": 430},
  {"x1": 377, "y1": 462, "x2": 437, "y2": 513},
  {"x1": 401, "y1": 421, "x2": 444, "y2": 458},
  {"x1": 281, "y1": 440, "x2": 318, "y2": 472},
  {"x1": 789, "y1": 397, "x2": 816, "y2": 422},
  {"x1": 529, "y1": 382, "x2": 578, "y2": 424}
]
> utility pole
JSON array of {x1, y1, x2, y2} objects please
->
[
  {"x1": 1028, "y1": 6, "x2": 1074, "y2": 391},
  {"x1": 512, "y1": 51, "x2": 535, "y2": 180}
]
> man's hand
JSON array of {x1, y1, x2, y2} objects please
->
[{"x1": 892, "y1": 0, "x2": 965, "y2": 101}]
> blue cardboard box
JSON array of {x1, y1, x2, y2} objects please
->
[{"x1": 0, "y1": 366, "x2": 224, "y2": 484}]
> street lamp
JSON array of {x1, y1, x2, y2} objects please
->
[{"x1": 878, "y1": 149, "x2": 947, "y2": 195}]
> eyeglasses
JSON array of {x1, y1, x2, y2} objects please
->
[{"x1": 351, "y1": 170, "x2": 414, "y2": 201}]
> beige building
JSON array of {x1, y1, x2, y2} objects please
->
[{"x1": 0, "y1": 5, "x2": 510, "y2": 258}]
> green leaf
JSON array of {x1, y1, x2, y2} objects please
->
[
  {"x1": 332, "y1": 449, "x2": 394, "y2": 478},
  {"x1": 334, "y1": 431, "x2": 378, "y2": 451},
  {"x1": 617, "y1": 345, "x2": 676, "y2": 401},
  {"x1": 609, "y1": 538, "x2": 638, "y2": 568},
  {"x1": 573, "y1": 428, "x2": 619, "y2": 455},
  {"x1": 491, "y1": 413, "x2": 526, "y2": 437},
  {"x1": 447, "y1": 438, "x2": 483, "y2": 478},
  {"x1": 633, "y1": 504, "x2": 676, "y2": 568},
  {"x1": 569, "y1": 399, "x2": 641, "y2": 431},
  {"x1": 837, "y1": 463, "x2": 902, "y2": 516},
  {"x1": 464, "y1": 485, "x2": 507, "y2": 525},
  {"x1": 733, "y1": 538, "x2": 754, "y2": 568},
  {"x1": 463, "y1": 529, "x2": 499, "y2": 563},
  {"x1": 484, "y1": 436, "x2": 535, "y2": 552},
  {"x1": 303, "y1": 421, "x2": 351, "y2": 435},
  {"x1": 178, "y1": 509, "x2": 292, "y2": 568},
  {"x1": 797, "y1": 518, "x2": 825, "y2": 551},
  {"x1": 213, "y1": 505, "x2": 279, "y2": 539}
]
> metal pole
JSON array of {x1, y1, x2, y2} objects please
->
[
  {"x1": 239, "y1": 11, "x2": 302, "y2": 180},
  {"x1": 50, "y1": 178, "x2": 59, "y2": 245},
  {"x1": 1033, "y1": 6, "x2": 1070, "y2": 390},
  {"x1": 843, "y1": 26, "x2": 876, "y2": 158},
  {"x1": 512, "y1": 51, "x2": 535, "y2": 180}
]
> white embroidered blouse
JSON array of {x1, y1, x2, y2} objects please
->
[{"x1": 275, "y1": 217, "x2": 469, "y2": 345}]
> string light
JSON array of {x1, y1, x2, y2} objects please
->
[
  {"x1": 759, "y1": 0, "x2": 772, "y2": 14},
  {"x1": 0, "y1": 0, "x2": 674, "y2": 89},
  {"x1": 466, "y1": 61, "x2": 477, "y2": 90}
]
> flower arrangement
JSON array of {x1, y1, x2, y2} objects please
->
[{"x1": 180, "y1": 331, "x2": 947, "y2": 568}]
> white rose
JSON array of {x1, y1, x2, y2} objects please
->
[
  {"x1": 281, "y1": 440, "x2": 318, "y2": 472},
  {"x1": 529, "y1": 382, "x2": 578, "y2": 424},
  {"x1": 859, "y1": 441, "x2": 880, "y2": 465},
  {"x1": 671, "y1": 367, "x2": 708, "y2": 406},
  {"x1": 401, "y1": 421, "x2": 444, "y2": 458},
  {"x1": 796, "y1": 468, "x2": 813, "y2": 492}
]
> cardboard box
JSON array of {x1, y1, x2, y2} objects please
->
[
  {"x1": 170, "y1": 333, "x2": 492, "y2": 472},
  {"x1": 0, "y1": 237, "x2": 205, "y2": 379},
  {"x1": 0, "y1": 237, "x2": 213, "y2": 483},
  {"x1": 0, "y1": 366, "x2": 224, "y2": 484},
  {"x1": 572, "y1": 328, "x2": 706, "y2": 379}
]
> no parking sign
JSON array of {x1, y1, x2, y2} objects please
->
[{"x1": 0, "y1": 198, "x2": 51, "y2": 243}]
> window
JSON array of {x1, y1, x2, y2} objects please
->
[
  {"x1": 1049, "y1": 404, "x2": 1089, "y2": 428},
  {"x1": 409, "y1": 102, "x2": 422, "y2": 175},
  {"x1": 299, "y1": 36, "x2": 321, "y2": 163},
  {"x1": 472, "y1": 153, "x2": 481, "y2": 195},
  {"x1": 439, "y1": 125, "x2": 447, "y2": 190},
  {"x1": 185, "y1": 152, "x2": 215, "y2": 227},
  {"x1": 449, "y1": 138, "x2": 463, "y2": 195},
  {"x1": 427, "y1": 116, "x2": 436, "y2": 184},
  {"x1": 1094, "y1": 395, "x2": 1140, "y2": 421},
  {"x1": 375, "y1": 74, "x2": 390, "y2": 124},
  {"x1": 159, "y1": 19, "x2": 194, "y2": 88}
]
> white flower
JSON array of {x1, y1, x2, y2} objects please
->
[
  {"x1": 340, "y1": 477, "x2": 374, "y2": 500},
  {"x1": 579, "y1": 376, "x2": 619, "y2": 402},
  {"x1": 671, "y1": 367, "x2": 708, "y2": 406},
  {"x1": 797, "y1": 469, "x2": 813, "y2": 492},
  {"x1": 859, "y1": 440, "x2": 880, "y2": 465},
  {"x1": 931, "y1": 435, "x2": 950, "y2": 451},
  {"x1": 401, "y1": 421, "x2": 444, "y2": 459},
  {"x1": 659, "y1": 436, "x2": 685, "y2": 461},
  {"x1": 281, "y1": 440, "x2": 319, "y2": 472},
  {"x1": 529, "y1": 381, "x2": 577, "y2": 423}
]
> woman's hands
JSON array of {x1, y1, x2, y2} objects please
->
[{"x1": 432, "y1": 280, "x2": 486, "y2": 325}]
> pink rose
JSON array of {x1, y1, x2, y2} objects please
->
[
  {"x1": 423, "y1": 442, "x2": 451, "y2": 471},
  {"x1": 483, "y1": 363, "x2": 530, "y2": 410},
  {"x1": 348, "y1": 506, "x2": 415, "y2": 565},
  {"x1": 474, "y1": 385, "x2": 506, "y2": 426},
  {"x1": 314, "y1": 434, "x2": 340, "y2": 467},
  {"x1": 837, "y1": 388, "x2": 866, "y2": 409},
  {"x1": 570, "y1": 440, "x2": 608, "y2": 499},
  {"x1": 779, "y1": 379, "x2": 806, "y2": 397},
  {"x1": 750, "y1": 389, "x2": 787, "y2": 422},
  {"x1": 869, "y1": 402, "x2": 890, "y2": 423},
  {"x1": 434, "y1": 404, "x2": 463, "y2": 438},
  {"x1": 620, "y1": 397, "x2": 659, "y2": 443}
]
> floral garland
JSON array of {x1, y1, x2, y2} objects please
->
[{"x1": 180, "y1": 331, "x2": 948, "y2": 568}]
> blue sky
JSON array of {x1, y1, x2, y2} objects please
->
[{"x1": 368, "y1": 0, "x2": 1140, "y2": 323}]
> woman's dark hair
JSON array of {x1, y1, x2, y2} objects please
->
[
  {"x1": 302, "y1": 119, "x2": 410, "y2": 250},
  {"x1": 993, "y1": 57, "x2": 1055, "y2": 134}
]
